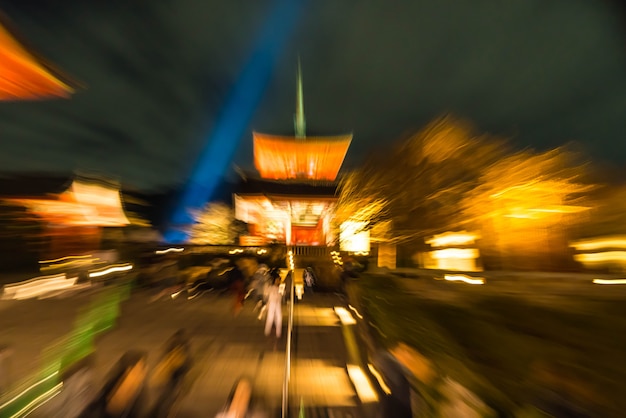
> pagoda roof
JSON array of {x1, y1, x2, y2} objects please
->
[
  {"x1": 253, "y1": 132, "x2": 352, "y2": 181},
  {"x1": 0, "y1": 14, "x2": 74, "y2": 100},
  {"x1": 234, "y1": 173, "x2": 339, "y2": 198}
]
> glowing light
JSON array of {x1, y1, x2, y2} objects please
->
[
  {"x1": 2, "y1": 274, "x2": 78, "y2": 300},
  {"x1": 228, "y1": 249, "x2": 244, "y2": 255},
  {"x1": 155, "y1": 248, "x2": 185, "y2": 255},
  {"x1": 346, "y1": 365, "x2": 378, "y2": 403},
  {"x1": 340, "y1": 221, "x2": 370, "y2": 252},
  {"x1": 163, "y1": 0, "x2": 305, "y2": 243},
  {"x1": 253, "y1": 132, "x2": 352, "y2": 180},
  {"x1": 443, "y1": 274, "x2": 485, "y2": 285},
  {"x1": 593, "y1": 278, "x2": 626, "y2": 285},
  {"x1": 431, "y1": 248, "x2": 479, "y2": 259},
  {"x1": 0, "y1": 21, "x2": 74, "y2": 101},
  {"x1": 39, "y1": 254, "x2": 93, "y2": 264},
  {"x1": 367, "y1": 364, "x2": 391, "y2": 395},
  {"x1": 88, "y1": 264, "x2": 133, "y2": 278},
  {"x1": 574, "y1": 252, "x2": 626, "y2": 263},
  {"x1": 571, "y1": 237, "x2": 626, "y2": 251},
  {"x1": 426, "y1": 231, "x2": 479, "y2": 247},
  {"x1": 334, "y1": 306, "x2": 356, "y2": 325},
  {"x1": 348, "y1": 304, "x2": 363, "y2": 319}
]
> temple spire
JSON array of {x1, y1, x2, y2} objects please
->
[{"x1": 294, "y1": 56, "x2": 306, "y2": 139}]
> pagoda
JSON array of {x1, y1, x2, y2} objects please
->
[
  {"x1": 234, "y1": 60, "x2": 352, "y2": 246},
  {"x1": 0, "y1": 13, "x2": 74, "y2": 100}
]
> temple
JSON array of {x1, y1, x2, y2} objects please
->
[
  {"x1": 234, "y1": 61, "x2": 352, "y2": 246},
  {"x1": 0, "y1": 14, "x2": 74, "y2": 100}
]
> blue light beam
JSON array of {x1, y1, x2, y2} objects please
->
[{"x1": 164, "y1": 0, "x2": 305, "y2": 243}]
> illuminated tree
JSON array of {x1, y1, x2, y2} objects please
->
[
  {"x1": 458, "y1": 148, "x2": 594, "y2": 269},
  {"x1": 188, "y1": 202, "x2": 238, "y2": 245},
  {"x1": 336, "y1": 115, "x2": 508, "y2": 243}
]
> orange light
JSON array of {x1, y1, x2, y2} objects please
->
[
  {"x1": 253, "y1": 132, "x2": 352, "y2": 181},
  {"x1": 0, "y1": 19, "x2": 74, "y2": 100}
]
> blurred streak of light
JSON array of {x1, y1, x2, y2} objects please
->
[
  {"x1": 592, "y1": 278, "x2": 626, "y2": 285},
  {"x1": 367, "y1": 364, "x2": 391, "y2": 395},
  {"x1": 431, "y1": 248, "x2": 479, "y2": 259},
  {"x1": 40, "y1": 258, "x2": 98, "y2": 272},
  {"x1": 155, "y1": 247, "x2": 184, "y2": 255},
  {"x1": 164, "y1": 0, "x2": 306, "y2": 244},
  {"x1": 347, "y1": 304, "x2": 363, "y2": 319},
  {"x1": 0, "y1": 19, "x2": 74, "y2": 101},
  {"x1": 88, "y1": 263, "x2": 133, "y2": 278},
  {"x1": 288, "y1": 250, "x2": 294, "y2": 270},
  {"x1": 2, "y1": 274, "x2": 78, "y2": 300},
  {"x1": 368, "y1": 322, "x2": 387, "y2": 338},
  {"x1": 0, "y1": 372, "x2": 62, "y2": 418},
  {"x1": 11, "y1": 382, "x2": 62, "y2": 418},
  {"x1": 571, "y1": 237, "x2": 626, "y2": 251},
  {"x1": 426, "y1": 231, "x2": 479, "y2": 247},
  {"x1": 574, "y1": 252, "x2": 626, "y2": 263},
  {"x1": 257, "y1": 249, "x2": 268, "y2": 255},
  {"x1": 0, "y1": 371, "x2": 58, "y2": 410},
  {"x1": 228, "y1": 249, "x2": 244, "y2": 254},
  {"x1": 334, "y1": 306, "x2": 356, "y2": 325},
  {"x1": 346, "y1": 365, "x2": 378, "y2": 403},
  {"x1": 443, "y1": 274, "x2": 485, "y2": 285},
  {"x1": 39, "y1": 254, "x2": 93, "y2": 264}
]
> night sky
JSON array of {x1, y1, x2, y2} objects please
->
[{"x1": 0, "y1": 0, "x2": 624, "y2": 192}]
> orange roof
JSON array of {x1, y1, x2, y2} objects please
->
[
  {"x1": 0, "y1": 18, "x2": 74, "y2": 100},
  {"x1": 253, "y1": 132, "x2": 352, "y2": 181}
]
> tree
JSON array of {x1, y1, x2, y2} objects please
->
[
  {"x1": 458, "y1": 147, "x2": 594, "y2": 269},
  {"x1": 336, "y1": 115, "x2": 508, "y2": 243},
  {"x1": 188, "y1": 202, "x2": 239, "y2": 245}
]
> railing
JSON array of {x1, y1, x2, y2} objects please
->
[
  {"x1": 288, "y1": 246, "x2": 332, "y2": 257},
  {"x1": 282, "y1": 254, "x2": 296, "y2": 418}
]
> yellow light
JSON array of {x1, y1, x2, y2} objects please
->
[
  {"x1": 593, "y1": 279, "x2": 626, "y2": 285},
  {"x1": 574, "y1": 252, "x2": 626, "y2": 263},
  {"x1": 88, "y1": 264, "x2": 133, "y2": 278},
  {"x1": 340, "y1": 221, "x2": 370, "y2": 252},
  {"x1": 155, "y1": 248, "x2": 184, "y2": 255},
  {"x1": 367, "y1": 364, "x2": 391, "y2": 395},
  {"x1": 39, "y1": 254, "x2": 94, "y2": 264},
  {"x1": 570, "y1": 237, "x2": 626, "y2": 251},
  {"x1": 334, "y1": 307, "x2": 356, "y2": 325},
  {"x1": 443, "y1": 274, "x2": 485, "y2": 285},
  {"x1": 426, "y1": 231, "x2": 478, "y2": 247},
  {"x1": 431, "y1": 248, "x2": 479, "y2": 260},
  {"x1": 346, "y1": 365, "x2": 378, "y2": 403}
]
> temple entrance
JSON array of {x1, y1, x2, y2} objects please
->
[{"x1": 291, "y1": 224, "x2": 324, "y2": 246}]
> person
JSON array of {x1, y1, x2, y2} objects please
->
[
  {"x1": 303, "y1": 267, "x2": 315, "y2": 294},
  {"x1": 264, "y1": 277, "x2": 283, "y2": 339},
  {"x1": 229, "y1": 264, "x2": 246, "y2": 316},
  {"x1": 251, "y1": 264, "x2": 270, "y2": 313}
]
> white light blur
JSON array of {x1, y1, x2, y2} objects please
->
[
  {"x1": 334, "y1": 307, "x2": 357, "y2": 325},
  {"x1": 443, "y1": 274, "x2": 485, "y2": 285},
  {"x1": 592, "y1": 278, "x2": 626, "y2": 285},
  {"x1": 367, "y1": 363, "x2": 391, "y2": 395},
  {"x1": 88, "y1": 264, "x2": 133, "y2": 278},
  {"x1": 346, "y1": 365, "x2": 378, "y2": 403},
  {"x1": 155, "y1": 247, "x2": 184, "y2": 255}
]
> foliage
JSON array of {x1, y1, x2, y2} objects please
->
[
  {"x1": 458, "y1": 147, "x2": 594, "y2": 265},
  {"x1": 337, "y1": 115, "x2": 596, "y2": 265},
  {"x1": 336, "y1": 115, "x2": 508, "y2": 243},
  {"x1": 188, "y1": 202, "x2": 240, "y2": 245},
  {"x1": 354, "y1": 275, "x2": 623, "y2": 416}
]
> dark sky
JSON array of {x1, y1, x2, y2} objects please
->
[{"x1": 0, "y1": 0, "x2": 624, "y2": 192}]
